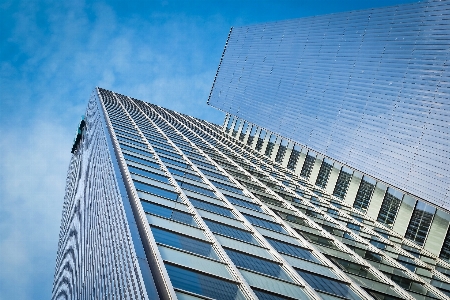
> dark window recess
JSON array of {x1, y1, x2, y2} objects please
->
[
  {"x1": 247, "y1": 136, "x2": 254, "y2": 146},
  {"x1": 253, "y1": 288, "x2": 292, "y2": 300},
  {"x1": 266, "y1": 238, "x2": 319, "y2": 263},
  {"x1": 396, "y1": 256, "x2": 417, "y2": 272},
  {"x1": 347, "y1": 223, "x2": 361, "y2": 232},
  {"x1": 364, "y1": 289, "x2": 403, "y2": 300},
  {"x1": 133, "y1": 180, "x2": 178, "y2": 201},
  {"x1": 243, "y1": 213, "x2": 286, "y2": 233},
  {"x1": 377, "y1": 192, "x2": 402, "y2": 227},
  {"x1": 275, "y1": 145, "x2": 287, "y2": 163},
  {"x1": 151, "y1": 226, "x2": 217, "y2": 259},
  {"x1": 124, "y1": 153, "x2": 161, "y2": 169},
  {"x1": 353, "y1": 179, "x2": 375, "y2": 211},
  {"x1": 211, "y1": 181, "x2": 244, "y2": 195},
  {"x1": 176, "y1": 181, "x2": 217, "y2": 198},
  {"x1": 370, "y1": 238, "x2": 387, "y2": 250},
  {"x1": 140, "y1": 201, "x2": 196, "y2": 226},
  {"x1": 300, "y1": 155, "x2": 315, "y2": 178},
  {"x1": 129, "y1": 166, "x2": 169, "y2": 183},
  {"x1": 255, "y1": 138, "x2": 264, "y2": 151},
  {"x1": 265, "y1": 142, "x2": 275, "y2": 157},
  {"x1": 315, "y1": 161, "x2": 333, "y2": 188},
  {"x1": 165, "y1": 264, "x2": 243, "y2": 300},
  {"x1": 120, "y1": 144, "x2": 153, "y2": 158},
  {"x1": 188, "y1": 197, "x2": 235, "y2": 218},
  {"x1": 224, "y1": 248, "x2": 291, "y2": 281},
  {"x1": 364, "y1": 251, "x2": 382, "y2": 263},
  {"x1": 166, "y1": 167, "x2": 202, "y2": 182},
  {"x1": 296, "y1": 269, "x2": 361, "y2": 300},
  {"x1": 287, "y1": 149, "x2": 300, "y2": 170},
  {"x1": 327, "y1": 256, "x2": 369, "y2": 277},
  {"x1": 404, "y1": 201, "x2": 436, "y2": 247},
  {"x1": 204, "y1": 219, "x2": 259, "y2": 245},
  {"x1": 333, "y1": 170, "x2": 352, "y2": 199},
  {"x1": 225, "y1": 195, "x2": 263, "y2": 212}
]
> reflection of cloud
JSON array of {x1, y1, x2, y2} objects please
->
[{"x1": 0, "y1": 1, "x2": 226, "y2": 299}]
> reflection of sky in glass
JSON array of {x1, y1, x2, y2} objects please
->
[{"x1": 209, "y1": 1, "x2": 450, "y2": 210}]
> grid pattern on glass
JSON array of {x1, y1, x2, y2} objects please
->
[
  {"x1": 266, "y1": 237, "x2": 319, "y2": 263},
  {"x1": 203, "y1": 219, "x2": 259, "y2": 245},
  {"x1": 208, "y1": 1, "x2": 450, "y2": 210},
  {"x1": 224, "y1": 248, "x2": 292, "y2": 281},
  {"x1": 286, "y1": 149, "x2": 300, "y2": 171},
  {"x1": 141, "y1": 201, "x2": 196, "y2": 226},
  {"x1": 164, "y1": 264, "x2": 243, "y2": 300},
  {"x1": 198, "y1": 168, "x2": 230, "y2": 181},
  {"x1": 404, "y1": 201, "x2": 436, "y2": 246},
  {"x1": 151, "y1": 226, "x2": 218, "y2": 259},
  {"x1": 315, "y1": 161, "x2": 333, "y2": 188},
  {"x1": 353, "y1": 177, "x2": 376, "y2": 211},
  {"x1": 296, "y1": 269, "x2": 361, "y2": 300},
  {"x1": 300, "y1": 155, "x2": 315, "y2": 178},
  {"x1": 333, "y1": 169, "x2": 352, "y2": 199}
]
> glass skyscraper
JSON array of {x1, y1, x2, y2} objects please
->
[{"x1": 53, "y1": 88, "x2": 450, "y2": 299}]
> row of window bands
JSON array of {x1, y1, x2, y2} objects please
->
[
  {"x1": 211, "y1": 180, "x2": 244, "y2": 195},
  {"x1": 176, "y1": 180, "x2": 218, "y2": 198},
  {"x1": 141, "y1": 200, "x2": 197, "y2": 227},
  {"x1": 159, "y1": 155, "x2": 192, "y2": 170},
  {"x1": 134, "y1": 180, "x2": 178, "y2": 201},
  {"x1": 204, "y1": 219, "x2": 260, "y2": 245},
  {"x1": 243, "y1": 213, "x2": 287, "y2": 234},
  {"x1": 153, "y1": 146, "x2": 183, "y2": 160},
  {"x1": 166, "y1": 166, "x2": 203, "y2": 182},
  {"x1": 129, "y1": 166, "x2": 169, "y2": 184},
  {"x1": 115, "y1": 128, "x2": 142, "y2": 141},
  {"x1": 117, "y1": 135, "x2": 147, "y2": 149},
  {"x1": 225, "y1": 194, "x2": 263, "y2": 212},
  {"x1": 151, "y1": 226, "x2": 218, "y2": 260},
  {"x1": 198, "y1": 167, "x2": 230, "y2": 182},
  {"x1": 120, "y1": 143, "x2": 153, "y2": 158}
]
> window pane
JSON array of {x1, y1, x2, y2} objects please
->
[
  {"x1": 225, "y1": 195, "x2": 263, "y2": 212},
  {"x1": 266, "y1": 238, "x2": 319, "y2": 263},
  {"x1": 141, "y1": 201, "x2": 196, "y2": 226},
  {"x1": 134, "y1": 180, "x2": 178, "y2": 201},
  {"x1": 124, "y1": 153, "x2": 160, "y2": 169},
  {"x1": 120, "y1": 143, "x2": 153, "y2": 157},
  {"x1": 188, "y1": 197, "x2": 235, "y2": 218},
  {"x1": 204, "y1": 220, "x2": 259, "y2": 245},
  {"x1": 243, "y1": 214, "x2": 286, "y2": 234},
  {"x1": 129, "y1": 166, "x2": 169, "y2": 183}
]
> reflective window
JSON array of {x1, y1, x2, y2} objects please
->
[
  {"x1": 204, "y1": 219, "x2": 259, "y2": 245},
  {"x1": 333, "y1": 168, "x2": 352, "y2": 199},
  {"x1": 188, "y1": 197, "x2": 235, "y2": 218},
  {"x1": 124, "y1": 153, "x2": 160, "y2": 169},
  {"x1": 266, "y1": 237, "x2": 319, "y2": 263},
  {"x1": 165, "y1": 264, "x2": 243, "y2": 300},
  {"x1": 120, "y1": 143, "x2": 153, "y2": 157},
  {"x1": 166, "y1": 166, "x2": 202, "y2": 182},
  {"x1": 440, "y1": 229, "x2": 450, "y2": 261},
  {"x1": 300, "y1": 154, "x2": 315, "y2": 178},
  {"x1": 377, "y1": 188, "x2": 403, "y2": 227},
  {"x1": 243, "y1": 214, "x2": 286, "y2": 234},
  {"x1": 253, "y1": 289, "x2": 290, "y2": 300},
  {"x1": 176, "y1": 181, "x2": 217, "y2": 198},
  {"x1": 134, "y1": 180, "x2": 178, "y2": 201},
  {"x1": 141, "y1": 201, "x2": 196, "y2": 226},
  {"x1": 353, "y1": 176, "x2": 375, "y2": 211},
  {"x1": 404, "y1": 201, "x2": 436, "y2": 246},
  {"x1": 225, "y1": 248, "x2": 291, "y2": 281},
  {"x1": 198, "y1": 168, "x2": 230, "y2": 182},
  {"x1": 296, "y1": 269, "x2": 361, "y2": 300},
  {"x1": 225, "y1": 195, "x2": 263, "y2": 212},
  {"x1": 151, "y1": 226, "x2": 217, "y2": 259},
  {"x1": 153, "y1": 147, "x2": 183, "y2": 159},
  {"x1": 160, "y1": 156, "x2": 191, "y2": 169},
  {"x1": 129, "y1": 166, "x2": 169, "y2": 183},
  {"x1": 315, "y1": 160, "x2": 333, "y2": 188},
  {"x1": 211, "y1": 181, "x2": 244, "y2": 195}
]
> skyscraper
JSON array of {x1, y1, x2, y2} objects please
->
[{"x1": 53, "y1": 88, "x2": 450, "y2": 299}]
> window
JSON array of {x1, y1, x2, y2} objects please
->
[
  {"x1": 253, "y1": 289, "x2": 291, "y2": 300},
  {"x1": 300, "y1": 154, "x2": 315, "y2": 178},
  {"x1": 124, "y1": 153, "x2": 160, "y2": 169},
  {"x1": 243, "y1": 214, "x2": 286, "y2": 234},
  {"x1": 120, "y1": 143, "x2": 153, "y2": 158},
  {"x1": 315, "y1": 160, "x2": 333, "y2": 188},
  {"x1": 333, "y1": 168, "x2": 353, "y2": 199},
  {"x1": 141, "y1": 201, "x2": 196, "y2": 226},
  {"x1": 151, "y1": 226, "x2": 217, "y2": 259},
  {"x1": 296, "y1": 270, "x2": 361, "y2": 300},
  {"x1": 377, "y1": 188, "x2": 403, "y2": 227},
  {"x1": 211, "y1": 181, "x2": 244, "y2": 195},
  {"x1": 133, "y1": 180, "x2": 178, "y2": 201},
  {"x1": 287, "y1": 149, "x2": 300, "y2": 170},
  {"x1": 353, "y1": 177, "x2": 375, "y2": 211},
  {"x1": 266, "y1": 237, "x2": 319, "y2": 263},
  {"x1": 198, "y1": 168, "x2": 230, "y2": 181},
  {"x1": 176, "y1": 181, "x2": 217, "y2": 198},
  {"x1": 225, "y1": 195, "x2": 263, "y2": 212},
  {"x1": 166, "y1": 166, "x2": 202, "y2": 182},
  {"x1": 165, "y1": 264, "x2": 243, "y2": 300},
  {"x1": 160, "y1": 156, "x2": 191, "y2": 169},
  {"x1": 439, "y1": 228, "x2": 450, "y2": 261},
  {"x1": 190, "y1": 158, "x2": 218, "y2": 170},
  {"x1": 224, "y1": 249, "x2": 291, "y2": 281},
  {"x1": 404, "y1": 201, "x2": 436, "y2": 246},
  {"x1": 204, "y1": 219, "x2": 259, "y2": 245},
  {"x1": 153, "y1": 147, "x2": 183, "y2": 160},
  {"x1": 129, "y1": 166, "x2": 169, "y2": 183},
  {"x1": 188, "y1": 197, "x2": 235, "y2": 218},
  {"x1": 116, "y1": 135, "x2": 146, "y2": 148}
]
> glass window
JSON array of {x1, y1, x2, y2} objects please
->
[
  {"x1": 124, "y1": 153, "x2": 160, "y2": 169},
  {"x1": 315, "y1": 160, "x2": 333, "y2": 188},
  {"x1": 266, "y1": 237, "x2": 319, "y2": 263},
  {"x1": 153, "y1": 146, "x2": 183, "y2": 160},
  {"x1": 243, "y1": 214, "x2": 286, "y2": 234},
  {"x1": 133, "y1": 180, "x2": 178, "y2": 201},
  {"x1": 253, "y1": 289, "x2": 290, "y2": 300},
  {"x1": 224, "y1": 248, "x2": 291, "y2": 281},
  {"x1": 404, "y1": 201, "x2": 436, "y2": 246},
  {"x1": 333, "y1": 169, "x2": 353, "y2": 199},
  {"x1": 188, "y1": 197, "x2": 235, "y2": 218},
  {"x1": 377, "y1": 188, "x2": 403, "y2": 227},
  {"x1": 166, "y1": 166, "x2": 202, "y2": 182},
  {"x1": 296, "y1": 270, "x2": 361, "y2": 300},
  {"x1": 160, "y1": 156, "x2": 191, "y2": 169},
  {"x1": 300, "y1": 154, "x2": 315, "y2": 178},
  {"x1": 204, "y1": 219, "x2": 259, "y2": 245},
  {"x1": 190, "y1": 158, "x2": 218, "y2": 170},
  {"x1": 141, "y1": 201, "x2": 196, "y2": 226},
  {"x1": 211, "y1": 181, "x2": 244, "y2": 195},
  {"x1": 353, "y1": 176, "x2": 376, "y2": 211},
  {"x1": 440, "y1": 228, "x2": 450, "y2": 261},
  {"x1": 116, "y1": 135, "x2": 147, "y2": 148},
  {"x1": 225, "y1": 195, "x2": 263, "y2": 212},
  {"x1": 120, "y1": 143, "x2": 153, "y2": 158},
  {"x1": 199, "y1": 168, "x2": 230, "y2": 181},
  {"x1": 176, "y1": 181, "x2": 217, "y2": 198},
  {"x1": 129, "y1": 166, "x2": 169, "y2": 183},
  {"x1": 165, "y1": 264, "x2": 243, "y2": 300},
  {"x1": 151, "y1": 226, "x2": 217, "y2": 259}
]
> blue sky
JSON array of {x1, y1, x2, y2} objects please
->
[{"x1": 0, "y1": 0, "x2": 416, "y2": 299}]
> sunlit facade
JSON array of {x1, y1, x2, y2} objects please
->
[{"x1": 53, "y1": 88, "x2": 450, "y2": 299}]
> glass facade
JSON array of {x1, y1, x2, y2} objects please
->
[
  {"x1": 54, "y1": 88, "x2": 450, "y2": 299},
  {"x1": 208, "y1": 0, "x2": 450, "y2": 212}
]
